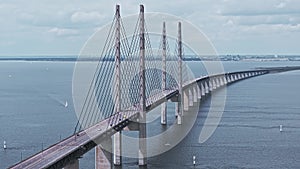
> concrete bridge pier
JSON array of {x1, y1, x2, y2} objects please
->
[
  {"x1": 209, "y1": 80, "x2": 213, "y2": 92},
  {"x1": 212, "y1": 79, "x2": 217, "y2": 90},
  {"x1": 219, "y1": 77, "x2": 223, "y2": 86},
  {"x1": 138, "y1": 114, "x2": 147, "y2": 166},
  {"x1": 223, "y1": 76, "x2": 227, "y2": 85},
  {"x1": 189, "y1": 89, "x2": 193, "y2": 106},
  {"x1": 113, "y1": 132, "x2": 122, "y2": 165},
  {"x1": 176, "y1": 101, "x2": 183, "y2": 125},
  {"x1": 237, "y1": 74, "x2": 241, "y2": 80},
  {"x1": 197, "y1": 84, "x2": 202, "y2": 99},
  {"x1": 226, "y1": 75, "x2": 229, "y2": 83},
  {"x1": 216, "y1": 78, "x2": 220, "y2": 88},
  {"x1": 161, "y1": 102, "x2": 167, "y2": 125},
  {"x1": 205, "y1": 81, "x2": 209, "y2": 94},
  {"x1": 193, "y1": 84, "x2": 198, "y2": 102},
  {"x1": 241, "y1": 73, "x2": 245, "y2": 79},
  {"x1": 229, "y1": 75, "x2": 232, "y2": 82},
  {"x1": 183, "y1": 90, "x2": 189, "y2": 111},
  {"x1": 201, "y1": 83, "x2": 205, "y2": 96},
  {"x1": 234, "y1": 74, "x2": 238, "y2": 81}
]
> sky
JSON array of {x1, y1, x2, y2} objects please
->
[{"x1": 0, "y1": 0, "x2": 300, "y2": 56}]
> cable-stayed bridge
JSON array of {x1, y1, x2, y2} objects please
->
[{"x1": 8, "y1": 4, "x2": 300, "y2": 169}]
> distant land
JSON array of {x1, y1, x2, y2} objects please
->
[{"x1": 0, "y1": 55, "x2": 300, "y2": 61}]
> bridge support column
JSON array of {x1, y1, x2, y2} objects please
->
[
  {"x1": 193, "y1": 85, "x2": 198, "y2": 102},
  {"x1": 212, "y1": 79, "x2": 217, "y2": 90},
  {"x1": 226, "y1": 75, "x2": 231, "y2": 83},
  {"x1": 216, "y1": 78, "x2": 220, "y2": 88},
  {"x1": 176, "y1": 101, "x2": 182, "y2": 125},
  {"x1": 233, "y1": 74, "x2": 237, "y2": 81},
  {"x1": 223, "y1": 76, "x2": 227, "y2": 85},
  {"x1": 161, "y1": 102, "x2": 167, "y2": 125},
  {"x1": 197, "y1": 84, "x2": 201, "y2": 99},
  {"x1": 64, "y1": 159, "x2": 79, "y2": 169},
  {"x1": 183, "y1": 90, "x2": 189, "y2": 111},
  {"x1": 219, "y1": 77, "x2": 223, "y2": 86},
  {"x1": 189, "y1": 89, "x2": 193, "y2": 106},
  {"x1": 113, "y1": 132, "x2": 122, "y2": 165},
  {"x1": 201, "y1": 83, "x2": 205, "y2": 96},
  {"x1": 205, "y1": 81, "x2": 209, "y2": 94},
  {"x1": 138, "y1": 117, "x2": 147, "y2": 166},
  {"x1": 209, "y1": 80, "x2": 213, "y2": 92}
]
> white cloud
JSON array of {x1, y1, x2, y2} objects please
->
[
  {"x1": 275, "y1": 2, "x2": 286, "y2": 9},
  {"x1": 48, "y1": 27, "x2": 78, "y2": 37},
  {"x1": 1, "y1": 0, "x2": 300, "y2": 55},
  {"x1": 219, "y1": 0, "x2": 300, "y2": 16},
  {"x1": 71, "y1": 11, "x2": 105, "y2": 24}
]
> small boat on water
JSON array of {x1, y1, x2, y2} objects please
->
[{"x1": 64, "y1": 101, "x2": 68, "y2": 108}]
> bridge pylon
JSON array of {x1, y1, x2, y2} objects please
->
[
  {"x1": 176, "y1": 22, "x2": 183, "y2": 125},
  {"x1": 138, "y1": 4, "x2": 147, "y2": 166},
  {"x1": 112, "y1": 3, "x2": 122, "y2": 166},
  {"x1": 161, "y1": 21, "x2": 167, "y2": 125}
]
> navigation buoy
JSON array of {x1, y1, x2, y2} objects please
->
[
  {"x1": 193, "y1": 155, "x2": 196, "y2": 166},
  {"x1": 3, "y1": 141, "x2": 7, "y2": 149},
  {"x1": 279, "y1": 125, "x2": 283, "y2": 132}
]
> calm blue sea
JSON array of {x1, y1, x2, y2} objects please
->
[{"x1": 0, "y1": 61, "x2": 300, "y2": 169}]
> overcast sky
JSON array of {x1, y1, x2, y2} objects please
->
[{"x1": 0, "y1": 0, "x2": 300, "y2": 56}]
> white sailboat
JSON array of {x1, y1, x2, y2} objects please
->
[{"x1": 64, "y1": 101, "x2": 68, "y2": 108}]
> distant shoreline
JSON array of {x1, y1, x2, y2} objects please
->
[{"x1": 0, "y1": 56, "x2": 300, "y2": 62}]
